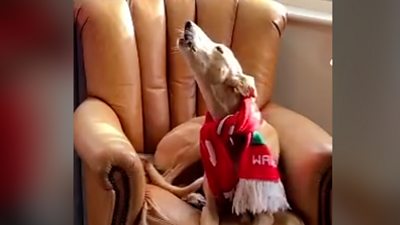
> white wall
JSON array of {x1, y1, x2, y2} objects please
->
[{"x1": 273, "y1": 13, "x2": 332, "y2": 134}]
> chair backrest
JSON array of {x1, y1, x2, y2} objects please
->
[{"x1": 77, "y1": 0, "x2": 287, "y2": 153}]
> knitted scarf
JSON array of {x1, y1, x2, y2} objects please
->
[{"x1": 199, "y1": 96, "x2": 290, "y2": 215}]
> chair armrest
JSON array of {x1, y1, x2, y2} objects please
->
[
  {"x1": 261, "y1": 102, "x2": 332, "y2": 225},
  {"x1": 74, "y1": 97, "x2": 145, "y2": 225}
]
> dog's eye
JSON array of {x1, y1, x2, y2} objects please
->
[{"x1": 215, "y1": 46, "x2": 224, "y2": 54}]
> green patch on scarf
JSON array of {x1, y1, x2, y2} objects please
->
[{"x1": 251, "y1": 131, "x2": 266, "y2": 145}]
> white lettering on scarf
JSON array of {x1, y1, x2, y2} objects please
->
[{"x1": 252, "y1": 155, "x2": 277, "y2": 167}]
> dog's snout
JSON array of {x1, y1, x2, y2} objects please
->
[{"x1": 185, "y1": 21, "x2": 192, "y2": 30}]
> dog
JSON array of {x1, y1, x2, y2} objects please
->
[
  {"x1": 178, "y1": 20, "x2": 283, "y2": 225},
  {"x1": 142, "y1": 21, "x2": 289, "y2": 225}
]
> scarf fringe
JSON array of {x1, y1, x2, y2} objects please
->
[{"x1": 232, "y1": 179, "x2": 290, "y2": 215}]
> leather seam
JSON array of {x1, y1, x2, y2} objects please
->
[
  {"x1": 318, "y1": 165, "x2": 332, "y2": 225},
  {"x1": 109, "y1": 167, "x2": 130, "y2": 225},
  {"x1": 229, "y1": 0, "x2": 240, "y2": 49},
  {"x1": 80, "y1": 17, "x2": 89, "y2": 38},
  {"x1": 75, "y1": 7, "x2": 82, "y2": 23},
  {"x1": 271, "y1": 20, "x2": 282, "y2": 37},
  {"x1": 194, "y1": 0, "x2": 200, "y2": 117},
  {"x1": 164, "y1": 0, "x2": 172, "y2": 131},
  {"x1": 146, "y1": 197, "x2": 172, "y2": 223},
  {"x1": 194, "y1": 0, "x2": 198, "y2": 23},
  {"x1": 75, "y1": 6, "x2": 88, "y2": 40},
  {"x1": 129, "y1": 7, "x2": 146, "y2": 152},
  {"x1": 147, "y1": 214, "x2": 175, "y2": 225}
]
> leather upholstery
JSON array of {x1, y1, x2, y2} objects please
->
[
  {"x1": 74, "y1": 98, "x2": 146, "y2": 225},
  {"x1": 144, "y1": 185, "x2": 304, "y2": 225},
  {"x1": 75, "y1": 0, "x2": 144, "y2": 152},
  {"x1": 261, "y1": 103, "x2": 332, "y2": 225},
  {"x1": 129, "y1": 0, "x2": 170, "y2": 152},
  {"x1": 74, "y1": 0, "x2": 332, "y2": 225}
]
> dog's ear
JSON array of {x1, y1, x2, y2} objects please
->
[
  {"x1": 225, "y1": 73, "x2": 257, "y2": 97},
  {"x1": 238, "y1": 73, "x2": 257, "y2": 98},
  {"x1": 225, "y1": 73, "x2": 258, "y2": 97}
]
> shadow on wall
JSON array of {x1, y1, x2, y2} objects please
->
[{"x1": 273, "y1": 18, "x2": 332, "y2": 134}]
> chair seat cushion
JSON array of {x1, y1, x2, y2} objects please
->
[
  {"x1": 143, "y1": 185, "x2": 304, "y2": 225},
  {"x1": 144, "y1": 185, "x2": 200, "y2": 225}
]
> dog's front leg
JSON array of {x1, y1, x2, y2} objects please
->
[
  {"x1": 252, "y1": 213, "x2": 274, "y2": 225},
  {"x1": 201, "y1": 179, "x2": 219, "y2": 225}
]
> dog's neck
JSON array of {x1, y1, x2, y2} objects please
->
[{"x1": 195, "y1": 73, "x2": 242, "y2": 121}]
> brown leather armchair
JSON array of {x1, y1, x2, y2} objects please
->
[{"x1": 74, "y1": 0, "x2": 332, "y2": 225}]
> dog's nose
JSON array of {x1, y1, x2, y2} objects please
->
[{"x1": 185, "y1": 21, "x2": 192, "y2": 30}]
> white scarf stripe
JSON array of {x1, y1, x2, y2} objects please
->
[
  {"x1": 228, "y1": 125, "x2": 235, "y2": 135},
  {"x1": 205, "y1": 140, "x2": 217, "y2": 167},
  {"x1": 217, "y1": 115, "x2": 233, "y2": 135}
]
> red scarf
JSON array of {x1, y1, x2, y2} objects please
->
[{"x1": 200, "y1": 97, "x2": 290, "y2": 215}]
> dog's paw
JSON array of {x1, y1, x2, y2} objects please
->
[{"x1": 182, "y1": 193, "x2": 206, "y2": 209}]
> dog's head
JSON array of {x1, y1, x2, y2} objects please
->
[{"x1": 178, "y1": 21, "x2": 243, "y2": 84}]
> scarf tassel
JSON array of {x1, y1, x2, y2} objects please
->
[{"x1": 232, "y1": 179, "x2": 290, "y2": 215}]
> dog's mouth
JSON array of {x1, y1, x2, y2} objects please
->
[{"x1": 179, "y1": 21, "x2": 196, "y2": 52}]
